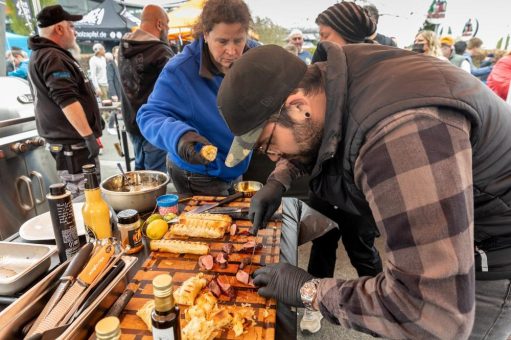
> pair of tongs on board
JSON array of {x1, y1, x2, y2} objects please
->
[{"x1": 29, "y1": 242, "x2": 121, "y2": 335}]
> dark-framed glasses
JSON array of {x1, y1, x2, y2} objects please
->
[{"x1": 256, "y1": 103, "x2": 285, "y2": 157}]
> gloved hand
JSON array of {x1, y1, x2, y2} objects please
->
[
  {"x1": 248, "y1": 180, "x2": 284, "y2": 234},
  {"x1": 84, "y1": 134, "x2": 100, "y2": 159},
  {"x1": 253, "y1": 263, "x2": 315, "y2": 307},
  {"x1": 177, "y1": 131, "x2": 213, "y2": 165}
]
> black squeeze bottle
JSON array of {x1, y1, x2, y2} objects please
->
[
  {"x1": 151, "y1": 274, "x2": 181, "y2": 340},
  {"x1": 46, "y1": 183, "x2": 81, "y2": 262}
]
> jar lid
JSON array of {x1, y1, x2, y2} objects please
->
[
  {"x1": 49, "y1": 183, "x2": 66, "y2": 196},
  {"x1": 156, "y1": 194, "x2": 179, "y2": 208},
  {"x1": 82, "y1": 164, "x2": 96, "y2": 173},
  {"x1": 117, "y1": 209, "x2": 139, "y2": 225},
  {"x1": 153, "y1": 274, "x2": 173, "y2": 297},
  {"x1": 95, "y1": 316, "x2": 120, "y2": 339}
]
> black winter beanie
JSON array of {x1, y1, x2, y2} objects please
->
[{"x1": 316, "y1": 2, "x2": 377, "y2": 43}]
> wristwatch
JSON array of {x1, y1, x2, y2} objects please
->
[{"x1": 300, "y1": 278, "x2": 320, "y2": 310}]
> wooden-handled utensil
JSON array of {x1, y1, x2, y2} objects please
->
[{"x1": 31, "y1": 243, "x2": 114, "y2": 334}]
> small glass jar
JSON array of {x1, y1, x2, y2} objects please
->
[
  {"x1": 156, "y1": 194, "x2": 179, "y2": 216},
  {"x1": 117, "y1": 209, "x2": 143, "y2": 254}
]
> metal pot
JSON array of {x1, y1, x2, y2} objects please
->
[{"x1": 100, "y1": 171, "x2": 170, "y2": 212}]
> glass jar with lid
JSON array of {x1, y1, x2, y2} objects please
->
[{"x1": 117, "y1": 209, "x2": 143, "y2": 254}]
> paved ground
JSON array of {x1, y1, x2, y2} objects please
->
[{"x1": 98, "y1": 118, "x2": 379, "y2": 339}]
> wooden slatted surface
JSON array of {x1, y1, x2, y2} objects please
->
[{"x1": 119, "y1": 196, "x2": 281, "y2": 339}]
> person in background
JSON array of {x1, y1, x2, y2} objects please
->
[
  {"x1": 287, "y1": 29, "x2": 312, "y2": 65},
  {"x1": 413, "y1": 30, "x2": 446, "y2": 60},
  {"x1": 363, "y1": 3, "x2": 397, "y2": 47},
  {"x1": 487, "y1": 51, "x2": 511, "y2": 101},
  {"x1": 137, "y1": 0, "x2": 260, "y2": 195},
  {"x1": 118, "y1": 4, "x2": 173, "y2": 173},
  {"x1": 440, "y1": 36, "x2": 471, "y2": 73},
  {"x1": 465, "y1": 37, "x2": 493, "y2": 82},
  {"x1": 8, "y1": 49, "x2": 29, "y2": 79},
  {"x1": 455, "y1": 40, "x2": 468, "y2": 57},
  {"x1": 28, "y1": 5, "x2": 102, "y2": 197},
  {"x1": 5, "y1": 50, "x2": 15, "y2": 73},
  {"x1": 105, "y1": 48, "x2": 122, "y2": 134},
  {"x1": 218, "y1": 41, "x2": 511, "y2": 340},
  {"x1": 89, "y1": 43, "x2": 108, "y2": 100}
]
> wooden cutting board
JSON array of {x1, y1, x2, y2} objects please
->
[{"x1": 118, "y1": 196, "x2": 281, "y2": 339}]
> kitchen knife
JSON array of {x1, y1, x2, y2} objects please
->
[
  {"x1": 71, "y1": 259, "x2": 126, "y2": 321},
  {"x1": 106, "y1": 285, "x2": 135, "y2": 317},
  {"x1": 27, "y1": 242, "x2": 94, "y2": 337},
  {"x1": 31, "y1": 243, "x2": 114, "y2": 334},
  {"x1": 188, "y1": 192, "x2": 244, "y2": 214},
  {"x1": 208, "y1": 206, "x2": 283, "y2": 221}
]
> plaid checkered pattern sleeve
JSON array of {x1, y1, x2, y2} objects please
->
[{"x1": 315, "y1": 107, "x2": 475, "y2": 339}]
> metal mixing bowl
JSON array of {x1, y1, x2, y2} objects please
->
[{"x1": 100, "y1": 170, "x2": 170, "y2": 212}]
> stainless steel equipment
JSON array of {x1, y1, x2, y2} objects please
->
[
  {"x1": 100, "y1": 170, "x2": 169, "y2": 212},
  {"x1": 0, "y1": 77, "x2": 59, "y2": 240}
]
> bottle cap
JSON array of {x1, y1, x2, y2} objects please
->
[
  {"x1": 82, "y1": 164, "x2": 96, "y2": 173},
  {"x1": 153, "y1": 274, "x2": 173, "y2": 297},
  {"x1": 95, "y1": 316, "x2": 120, "y2": 339},
  {"x1": 117, "y1": 209, "x2": 139, "y2": 225},
  {"x1": 49, "y1": 183, "x2": 66, "y2": 196}
]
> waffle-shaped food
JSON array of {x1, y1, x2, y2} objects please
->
[{"x1": 200, "y1": 145, "x2": 218, "y2": 162}]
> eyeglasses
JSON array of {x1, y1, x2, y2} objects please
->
[
  {"x1": 256, "y1": 103, "x2": 285, "y2": 157},
  {"x1": 291, "y1": 37, "x2": 303, "y2": 41}
]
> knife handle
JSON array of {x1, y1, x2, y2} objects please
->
[
  {"x1": 61, "y1": 242, "x2": 94, "y2": 280},
  {"x1": 78, "y1": 244, "x2": 114, "y2": 285}
]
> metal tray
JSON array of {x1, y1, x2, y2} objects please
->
[
  {"x1": 0, "y1": 255, "x2": 137, "y2": 339},
  {"x1": 0, "y1": 242, "x2": 56, "y2": 295}
]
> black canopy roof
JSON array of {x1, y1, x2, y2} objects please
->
[{"x1": 75, "y1": 0, "x2": 140, "y2": 42}]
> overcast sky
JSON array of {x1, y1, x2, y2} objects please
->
[{"x1": 244, "y1": 0, "x2": 511, "y2": 49}]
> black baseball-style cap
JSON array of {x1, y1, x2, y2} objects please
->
[
  {"x1": 217, "y1": 45, "x2": 307, "y2": 167},
  {"x1": 36, "y1": 5, "x2": 83, "y2": 28}
]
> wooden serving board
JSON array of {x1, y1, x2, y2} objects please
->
[{"x1": 118, "y1": 196, "x2": 281, "y2": 339}]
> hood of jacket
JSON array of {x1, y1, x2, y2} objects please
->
[{"x1": 120, "y1": 30, "x2": 168, "y2": 59}]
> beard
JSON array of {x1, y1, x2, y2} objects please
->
[
  {"x1": 68, "y1": 41, "x2": 81, "y2": 60},
  {"x1": 284, "y1": 118, "x2": 323, "y2": 170}
]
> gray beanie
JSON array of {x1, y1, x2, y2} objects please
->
[{"x1": 316, "y1": 2, "x2": 376, "y2": 43}]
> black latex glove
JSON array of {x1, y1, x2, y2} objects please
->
[
  {"x1": 253, "y1": 263, "x2": 315, "y2": 307},
  {"x1": 84, "y1": 134, "x2": 100, "y2": 159},
  {"x1": 177, "y1": 131, "x2": 212, "y2": 165},
  {"x1": 248, "y1": 180, "x2": 284, "y2": 234}
]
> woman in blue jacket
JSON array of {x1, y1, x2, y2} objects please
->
[{"x1": 137, "y1": 0, "x2": 258, "y2": 195}]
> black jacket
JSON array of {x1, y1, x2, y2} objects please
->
[
  {"x1": 312, "y1": 42, "x2": 511, "y2": 280},
  {"x1": 28, "y1": 36, "x2": 102, "y2": 144},
  {"x1": 118, "y1": 30, "x2": 174, "y2": 135}
]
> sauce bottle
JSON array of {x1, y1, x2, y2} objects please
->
[
  {"x1": 47, "y1": 183, "x2": 81, "y2": 262},
  {"x1": 152, "y1": 274, "x2": 181, "y2": 340},
  {"x1": 82, "y1": 164, "x2": 112, "y2": 240}
]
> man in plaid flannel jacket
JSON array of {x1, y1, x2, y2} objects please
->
[{"x1": 217, "y1": 43, "x2": 511, "y2": 339}]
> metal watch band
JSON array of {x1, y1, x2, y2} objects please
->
[{"x1": 300, "y1": 278, "x2": 321, "y2": 310}]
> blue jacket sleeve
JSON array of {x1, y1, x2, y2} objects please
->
[
  {"x1": 136, "y1": 64, "x2": 196, "y2": 157},
  {"x1": 8, "y1": 62, "x2": 28, "y2": 79},
  {"x1": 471, "y1": 65, "x2": 492, "y2": 77}
]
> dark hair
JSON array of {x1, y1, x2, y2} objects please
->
[
  {"x1": 454, "y1": 40, "x2": 467, "y2": 55},
  {"x1": 363, "y1": 4, "x2": 379, "y2": 24},
  {"x1": 193, "y1": 0, "x2": 251, "y2": 39},
  {"x1": 296, "y1": 63, "x2": 325, "y2": 96}
]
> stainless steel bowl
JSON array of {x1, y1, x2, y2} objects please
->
[{"x1": 100, "y1": 170, "x2": 170, "y2": 212}]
